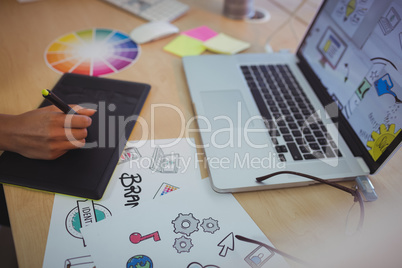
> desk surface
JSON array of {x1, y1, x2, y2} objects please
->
[{"x1": 1, "y1": 0, "x2": 402, "y2": 267}]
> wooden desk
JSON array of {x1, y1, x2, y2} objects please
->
[{"x1": 1, "y1": 0, "x2": 401, "y2": 267}]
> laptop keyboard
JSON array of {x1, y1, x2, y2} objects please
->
[{"x1": 240, "y1": 64, "x2": 342, "y2": 162}]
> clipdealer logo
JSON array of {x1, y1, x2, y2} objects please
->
[{"x1": 63, "y1": 101, "x2": 341, "y2": 168}]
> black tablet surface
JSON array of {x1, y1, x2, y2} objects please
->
[{"x1": 0, "y1": 73, "x2": 150, "y2": 199}]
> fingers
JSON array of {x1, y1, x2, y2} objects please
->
[
  {"x1": 44, "y1": 111, "x2": 93, "y2": 140},
  {"x1": 46, "y1": 105, "x2": 95, "y2": 128},
  {"x1": 71, "y1": 105, "x2": 97, "y2": 116},
  {"x1": 65, "y1": 114, "x2": 93, "y2": 128},
  {"x1": 67, "y1": 105, "x2": 96, "y2": 128},
  {"x1": 42, "y1": 104, "x2": 96, "y2": 117},
  {"x1": 64, "y1": 128, "x2": 88, "y2": 141}
]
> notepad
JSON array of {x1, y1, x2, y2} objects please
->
[
  {"x1": 181, "y1": 25, "x2": 218, "y2": 41},
  {"x1": 164, "y1": 27, "x2": 250, "y2": 57},
  {"x1": 204, "y1": 33, "x2": 250, "y2": 54},
  {"x1": 163, "y1": 35, "x2": 206, "y2": 57},
  {"x1": 0, "y1": 73, "x2": 150, "y2": 199}
]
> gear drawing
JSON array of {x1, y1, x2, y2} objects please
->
[
  {"x1": 173, "y1": 236, "x2": 193, "y2": 253},
  {"x1": 171, "y1": 213, "x2": 200, "y2": 236},
  {"x1": 201, "y1": 217, "x2": 220, "y2": 234}
]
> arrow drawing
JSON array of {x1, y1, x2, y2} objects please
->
[{"x1": 217, "y1": 232, "x2": 234, "y2": 257}]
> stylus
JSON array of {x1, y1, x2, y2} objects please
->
[{"x1": 42, "y1": 89, "x2": 75, "y2": 114}]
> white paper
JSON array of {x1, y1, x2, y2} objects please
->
[
  {"x1": 81, "y1": 179, "x2": 289, "y2": 268},
  {"x1": 42, "y1": 138, "x2": 202, "y2": 268}
]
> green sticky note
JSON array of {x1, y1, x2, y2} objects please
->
[
  {"x1": 204, "y1": 33, "x2": 250, "y2": 54},
  {"x1": 163, "y1": 35, "x2": 206, "y2": 57}
]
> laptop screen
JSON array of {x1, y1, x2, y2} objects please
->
[{"x1": 298, "y1": 0, "x2": 402, "y2": 170}]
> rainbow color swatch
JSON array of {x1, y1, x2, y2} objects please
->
[
  {"x1": 153, "y1": 183, "x2": 180, "y2": 199},
  {"x1": 45, "y1": 28, "x2": 140, "y2": 76},
  {"x1": 160, "y1": 184, "x2": 179, "y2": 196}
]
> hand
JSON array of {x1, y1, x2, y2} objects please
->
[{"x1": 0, "y1": 105, "x2": 96, "y2": 160}]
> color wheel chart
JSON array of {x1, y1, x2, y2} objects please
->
[{"x1": 45, "y1": 28, "x2": 140, "y2": 76}]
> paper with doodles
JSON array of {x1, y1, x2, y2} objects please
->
[
  {"x1": 81, "y1": 179, "x2": 289, "y2": 268},
  {"x1": 42, "y1": 138, "x2": 201, "y2": 268}
]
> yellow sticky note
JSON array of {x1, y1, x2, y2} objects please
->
[
  {"x1": 163, "y1": 35, "x2": 206, "y2": 57},
  {"x1": 204, "y1": 33, "x2": 250, "y2": 54}
]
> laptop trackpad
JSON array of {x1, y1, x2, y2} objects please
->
[
  {"x1": 200, "y1": 90, "x2": 254, "y2": 129},
  {"x1": 199, "y1": 90, "x2": 270, "y2": 150}
]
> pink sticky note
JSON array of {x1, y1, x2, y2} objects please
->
[{"x1": 182, "y1": 26, "x2": 218, "y2": 42}]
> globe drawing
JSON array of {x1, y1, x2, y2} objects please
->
[{"x1": 127, "y1": 255, "x2": 153, "y2": 268}]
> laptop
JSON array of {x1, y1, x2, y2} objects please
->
[{"x1": 182, "y1": 0, "x2": 402, "y2": 193}]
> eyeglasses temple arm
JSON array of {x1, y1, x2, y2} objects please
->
[
  {"x1": 235, "y1": 235, "x2": 311, "y2": 266},
  {"x1": 256, "y1": 171, "x2": 356, "y2": 197}
]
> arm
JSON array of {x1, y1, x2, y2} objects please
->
[{"x1": 0, "y1": 105, "x2": 96, "y2": 160}]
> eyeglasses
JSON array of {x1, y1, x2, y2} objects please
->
[
  {"x1": 256, "y1": 171, "x2": 365, "y2": 232},
  {"x1": 235, "y1": 171, "x2": 365, "y2": 266}
]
